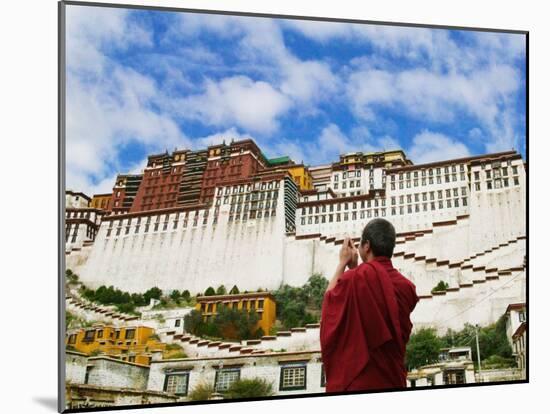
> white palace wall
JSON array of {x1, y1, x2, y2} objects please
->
[
  {"x1": 76, "y1": 183, "x2": 288, "y2": 294},
  {"x1": 67, "y1": 156, "x2": 526, "y2": 332}
]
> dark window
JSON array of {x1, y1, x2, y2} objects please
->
[
  {"x1": 215, "y1": 368, "x2": 240, "y2": 392},
  {"x1": 175, "y1": 319, "x2": 181, "y2": 327},
  {"x1": 83, "y1": 330, "x2": 95, "y2": 342},
  {"x1": 97, "y1": 330, "x2": 103, "y2": 339},
  {"x1": 280, "y1": 364, "x2": 307, "y2": 391},
  {"x1": 125, "y1": 329, "x2": 135, "y2": 340},
  {"x1": 164, "y1": 372, "x2": 190, "y2": 396}
]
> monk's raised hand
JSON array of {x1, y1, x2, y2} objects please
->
[{"x1": 339, "y1": 237, "x2": 354, "y2": 267}]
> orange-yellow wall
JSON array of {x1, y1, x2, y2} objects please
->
[
  {"x1": 195, "y1": 296, "x2": 276, "y2": 335},
  {"x1": 66, "y1": 326, "x2": 164, "y2": 365},
  {"x1": 90, "y1": 195, "x2": 111, "y2": 210},
  {"x1": 288, "y1": 166, "x2": 313, "y2": 191}
]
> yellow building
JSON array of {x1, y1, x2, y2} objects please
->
[
  {"x1": 195, "y1": 292, "x2": 276, "y2": 336},
  {"x1": 90, "y1": 193, "x2": 112, "y2": 211},
  {"x1": 66, "y1": 325, "x2": 165, "y2": 365},
  {"x1": 287, "y1": 165, "x2": 314, "y2": 191}
]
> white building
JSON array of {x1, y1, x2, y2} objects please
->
[
  {"x1": 505, "y1": 302, "x2": 527, "y2": 377},
  {"x1": 66, "y1": 190, "x2": 91, "y2": 208},
  {"x1": 66, "y1": 148, "x2": 526, "y2": 334},
  {"x1": 147, "y1": 350, "x2": 325, "y2": 399}
]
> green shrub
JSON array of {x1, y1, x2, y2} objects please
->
[
  {"x1": 188, "y1": 381, "x2": 215, "y2": 401},
  {"x1": 204, "y1": 287, "x2": 216, "y2": 296},
  {"x1": 482, "y1": 354, "x2": 516, "y2": 369},
  {"x1": 229, "y1": 285, "x2": 240, "y2": 294},
  {"x1": 431, "y1": 280, "x2": 449, "y2": 294},
  {"x1": 216, "y1": 285, "x2": 227, "y2": 295},
  {"x1": 163, "y1": 351, "x2": 187, "y2": 360},
  {"x1": 224, "y1": 378, "x2": 274, "y2": 399}
]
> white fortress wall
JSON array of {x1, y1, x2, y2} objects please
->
[
  {"x1": 77, "y1": 181, "x2": 288, "y2": 294},
  {"x1": 411, "y1": 269, "x2": 526, "y2": 334}
]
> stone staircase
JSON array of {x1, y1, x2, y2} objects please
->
[
  {"x1": 157, "y1": 323, "x2": 321, "y2": 358},
  {"x1": 65, "y1": 289, "x2": 139, "y2": 327}
]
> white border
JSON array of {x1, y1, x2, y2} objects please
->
[{"x1": 1, "y1": 1, "x2": 546, "y2": 413}]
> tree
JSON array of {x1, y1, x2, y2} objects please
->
[
  {"x1": 229, "y1": 285, "x2": 240, "y2": 294},
  {"x1": 213, "y1": 305, "x2": 260, "y2": 340},
  {"x1": 204, "y1": 287, "x2": 216, "y2": 296},
  {"x1": 181, "y1": 290, "x2": 191, "y2": 301},
  {"x1": 224, "y1": 378, "x2": 274, "y2": 399},
  {"x1": 303, "y1": 273, "x2": 329, "y2": 308},
  {"x1": 273, "y1": 282, "x2": 320, "y2": 329},
  {"x1": 144, "y1": 287, "x2": 162, "y2": 302},
  {"x1": 170, "y1": 290, "x2": 181, "y2": 302},
  {"x1": 216, "y1": 285, "x2": 227, "y2": 295},
  {"x1": 184, "y1": 310, "x2": 204, "y2": 336},
  {"x1": 441, "y1": 318, "x2": 512, "y2": 364},
  {"x1": 406, "y1": 328, "x2": 443, "y2": 370}
]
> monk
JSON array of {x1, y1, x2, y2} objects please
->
[{"x1": 320, "y1": 218, "x2": 419, "y2": 392}]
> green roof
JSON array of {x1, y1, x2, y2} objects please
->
[{"x1": 267, "y1": 156, "x2": 292, "y2": 166}]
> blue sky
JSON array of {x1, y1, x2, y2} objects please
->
[{"x1": 65, "y1": 5, "x2": 526, "y2": 195}]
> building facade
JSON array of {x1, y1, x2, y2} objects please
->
[
  {"x1": 66, "y1": 325, "x2": 166, "y2": 365},
  {"x1": 195, "y1": 292, "x2": 277, "y2": 336},
  {"x1": 66, "y1": 140, "x2": 527, "y2": 333}
]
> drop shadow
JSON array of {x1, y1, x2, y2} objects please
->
[{"x1": 33, "y1": 396, "x2": 58, "y2": 412}]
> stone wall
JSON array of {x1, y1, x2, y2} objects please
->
[
  {"x1": 85, "y1": 357, "x2": 150, "y2": 390},
  {"x1": 65, "y1": 351, "x2": 88, "y2": 384},
  {"x1": 148, "y1": 350, "x2": 325, "y2": 398}
]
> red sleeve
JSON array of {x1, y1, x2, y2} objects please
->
[{"x1": 320, "y1": 264, "x2": 394, "y2": 391}]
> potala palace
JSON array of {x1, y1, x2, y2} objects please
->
[{"x1": 65, "y1": 139, "x2": 527, "y2": 334}]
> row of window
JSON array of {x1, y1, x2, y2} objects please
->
[
  {"x1": 389, "y1": 173, "x2": 466, "y2": 190},
  {"x1": 334, "y1": 179, "x2": 380, "y2": 190},
  {"x1": 301, "y1": 198, "x2": 386, "y2": 216},
  {"x1": 473, "y1": 165, "x2": 518, "y2": 181},
  {"x1": 217, "y1": 181, "x2": 280, "y2": 196},
  {"x1": 473, "y1": 177, "x2": 520, "y2": 191},
  {"x1": 66, "y1": 211, "x2": 95, "y2": 219},
  {"x1": 391, "y1": 164, "x2": 466, "y2": 181},
  {"x1": 200, "y1": 299, "x2": 265, "y2": 314},
  {"x1": 163, "y1": 363, "x2": 322, "y2": 396},
  {"x1": 391, "y1": 187, "x2": 468, "y2": 205},
  {"x1": 68, "y1": 328, "x2": 136, "y2": 344},
  {"x1": 299, "y1": 198, "x2": 468, "y2": 225},
  {"x1": 216, "y1": 190, "x2": 279, "y2": 206}
]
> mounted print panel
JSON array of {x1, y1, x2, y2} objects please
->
[{"x1": 59, "y1": 1, "x2": 528, "y2": 412}]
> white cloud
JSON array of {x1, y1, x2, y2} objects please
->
[
  {"x1": 66, "y1": 5, "x2": 152, "y2": 75},
  {"x1": 275, "y1": 124, "x2": 406, "y2": 165},
  {"x1": 171, "y1": 76, "x2": 291, "y2": 134},
  {"x1": 407, "y1": 130, "x2": 470, "y2": 164},
  {"x1": 195, "y1": 128, "x2": 255, "y2": 148},
  {"x1": 65, "y1": 5, "x2": 189, "y2": 195},
  {"x1": 348, "y1": 65, "x2": 520, "y2": 125},
  {"x1": 172, "y1": 14, "x2": 341, "y2": 109}
]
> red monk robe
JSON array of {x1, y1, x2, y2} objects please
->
[{"x1": 320, "y1": 256, "x2": 419, "y2": 392}]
